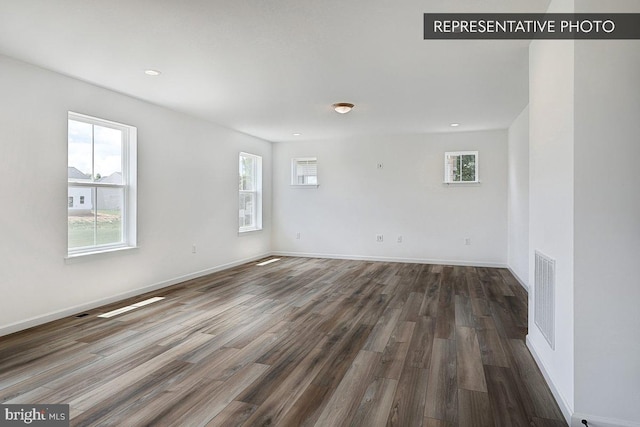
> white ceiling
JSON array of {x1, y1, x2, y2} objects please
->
[{"x1": 0, "y1": 0, "x2": 550, "y2": 142}]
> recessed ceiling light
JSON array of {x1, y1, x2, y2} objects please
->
[
  {"x1": 144, "y1": 69, "x2": 161, "y2": 76},
  {"x1": 450, "y1": 123, "x2": 460, "y2": 127},
  {"x1": 333, "y1": 102, "x2": 354, "y2": 114},
  {"x1": 292, "y1": 133, "x2": 301, "y2": 136}
]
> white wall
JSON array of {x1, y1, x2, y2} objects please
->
[
  {"x1": 272, "y1": 131, "x2": 508, "y2": 266},
  {"x1": 573, "y1": 2, "x2": 640, "y2": 424},
  {"x1": 0, "y1": 55, "x2": 272, "y2": 335},
  {"x1": 507, "y1": 106, "x2": 529, "y2": 287},
  {"x1": 528, "y1": 1, "x2": 640, "y2": 425},
  {"x1": 527, "y1": 0, "x2": 575, "y2": 419}
]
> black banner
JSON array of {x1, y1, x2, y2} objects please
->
[{"x1": 424, "y1": 13, "x2": 640, "y2": 39}]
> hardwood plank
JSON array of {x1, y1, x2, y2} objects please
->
[
  {"x1": 476, "y1": 328, "x2": 509, "y2": 368},
  {"x1": 386, "y1": 366, "x2": 429, "y2": 427},
  {"x1": 532, "y1": 417, "x2": 570, "y2": 427},
  {"x1": 313, "y1": 350, "x2": 381, "y2": 426},
  {"x1": 508, "y1": 339, "x2": 566, "y2": 421},
  {"x1": 419, "y1": 273, "x2": 441, "y2": 317},
  {"x1": 435, "y1": 277, "x2": 455, "y2": 340},
  {"x1": 376, "y1": 321, "x2": 415, "y2": 380},
  {"x1": 275, "y1": 322, "x2": 375, "y2": 426},
  {"x1": 406, "y1": 316, "x2": 436, "y2": 370},
  {"x1": 140, "y1": 363, "x2": 266, "y2": 426},
  {"x1": 0, "y1": 351, "x2": 101, "y2": 403},
  {"x1": 238, "y1": 337, "x2": 336, "y2": 426},
  {"x1": 69, "y1": 332, "x2": 214, "y2": 411},
  {"x1": 458, "y1": 389, "x2": 494, "y2": 427},
  {"x1": 399, "y1": 291, "x2": 423, "y2": 322},
  {"x1": 455, "y1": 295, "x2": 476, "y2": 327},
  {"x1": 350, "y1": 377, "x2": 398, "y2": 427},
  {"x1": 484, "y1": 364, "x2": 530, "y2": 427},
  {"x1": 456, "y1": 326, "x2": 487, "y2": 392},
  {"x1": 424, "y1": 418, "x2": 450, "y2": 427},
  {"x1": 470, "y1": 297, "x2": 491, "y2": 317},
  {"x1": 425, "y1": 338, "x2": 457, "y2": 423},
  {"x1": 205, "y1": 401, "x2": 257, "y2": 427},
  {"x1": 70, "y1": 359, "x2": 195, "y2": 426},
  {"x1": 364, "y1": 308, "x2": 402, "y2": 352}
]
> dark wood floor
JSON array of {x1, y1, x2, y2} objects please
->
[{"x1": 0, "y1": 257, "x2": 566, "y2": 426}]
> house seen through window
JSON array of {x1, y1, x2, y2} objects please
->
[{"x1": 291, "y1": 157, "x2": 318, "y2": 186}]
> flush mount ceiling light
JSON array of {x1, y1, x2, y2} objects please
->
[
  {"x1": 144, "y1": 69, "x2": 161, "y2": 76},
  {"x1": 450, "y1": 123, "x2": 460, "y2": 127},
  {"x1": 333, "y1": 102, "x2": 354, "y2": 114}
]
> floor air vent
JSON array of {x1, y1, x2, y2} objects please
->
[{"x1": 534, "y1": 251, "x2": 555, "y2": 349}]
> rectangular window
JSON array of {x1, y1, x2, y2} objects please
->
[
  {"x1": 291, "y1": 157, "x2": 318, "y2": 186},
  {"x1": 239, "y1": 152, "x2": 262, "y2": 232},
  {"x1": 444, "y1": 151, "x2": 479, "y2": 183},
  {"x1": 68, "y1": 112, "x2": 137, "y2": 256}
]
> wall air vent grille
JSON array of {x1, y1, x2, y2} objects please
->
[{"x1": 534, "y1": 251, "x2": 555, "y2": 349}]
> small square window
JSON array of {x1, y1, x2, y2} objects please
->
[
  {"x1": 80, "y1": 196, "x2": 85, "y2": 205},
  {"x1": 444, "y1": 151, "x2": 478, "y2": 183},
  {"x1": 291, "y1": 157, "x2": 318, "y2": 187}
]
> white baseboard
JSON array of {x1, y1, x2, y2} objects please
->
[
  {"x1": 526, "y1": 336, "x2": 573, "y2": 425},
  {"x1": 0, "y1": 252, "x2": 270, "y2": 338},
  {"x1": 527, "y1": 335, "x2": 640, "y2": 427},
  {"x1": 571, "y1": 413, "x2": 640, "y2": 427},
  {"x1": 271, "y1": 251, "x2": 508, "y2": 268},
  {"x1": 507, "y1": 266, "x2": 529, "y2": 291}
]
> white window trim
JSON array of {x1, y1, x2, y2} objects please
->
[
  {"x1": 239, "y1": 152, "x2": 263, "y2": 233},
  {"x1": 443, "y1": 150, "x2": 480, "y2": 184},
  {"x1": 67, "y1": 112, "x2": 137, "y2": 258},
  {"x1": 291, "y1": 157, "x2": 319, "y2": 188}
]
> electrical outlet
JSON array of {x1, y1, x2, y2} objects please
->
[
  {"x1": 296, "y1": 232, "x2": 301, "y2": 240},
  {"x1": 376, "y1": 234, "x2": 384, "y2": 243},
  {"x1": 397, "y1": 236, "x2": 403, "y2": 243},
  {"x1": 464, "y1": 238, "x2": 471, "y2": 246},
  {"x1": 192, "y1": 244, "x2": 197, "y2": 253}
]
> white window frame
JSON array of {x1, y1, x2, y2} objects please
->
[
  {"x1": 67, "y1": 112, "x2": 137, "y2": 257},
  {"x1": 291, "y1": 157, "x2": 318, "y2": 188},
  {"x1": 443, "y1": 151, "x2": 479, "y2": 184},
  {"x1": 239, "y1": 152, "x2": 262, "y2": 233}
]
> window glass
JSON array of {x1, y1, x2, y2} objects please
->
[
  {"x1": 291, "y1": 158, "x2": 318, "y2": 186},
  {"x1": 239, "y1": 152, "x2": 262, "y2": 232},
  {"x1": 444, "y1": 151, "x2": 478, "y2": 183},
  {"x1": 68, "y1": 112, "x2": 136, "y2": 256}
]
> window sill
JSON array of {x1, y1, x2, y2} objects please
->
[
  {"x1": 65, "y1": 245, "x2": 138, "y2": 263},
  {"x1": 290, "y1": 184, "x2": 319, "y2": 189},
  {"x1": 238, "y1": 227, "x2": 263, "y2": 235},
  {"x1": 443, "y1": 181, "x2": 481, "y2": 185}
]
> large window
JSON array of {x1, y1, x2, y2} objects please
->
[
  {"x1": 239, "y1": 152, "x2": 262, "y2": 232},
  {"x1": 67, "y1": 112, "x2": 137, "y2": 256},
  {"x1": 444, "y1": 151, "x2": 479, "y2": 183}
]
